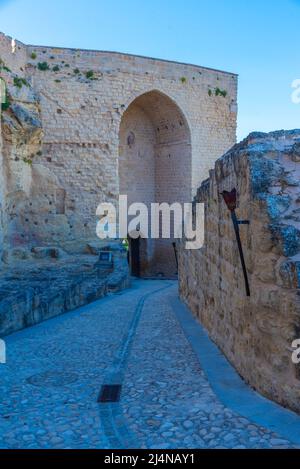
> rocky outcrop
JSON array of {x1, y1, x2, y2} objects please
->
[
  {"x1": 179, "y1": 130, "x2": 300, "y2": 414},
  {"x1": 0, "y1": 57, "x2": 81, "y2": 260},
  {"x1": 0, "y1": 245, "x2": 130, "y2": 336}
]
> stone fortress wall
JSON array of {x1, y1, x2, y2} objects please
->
[
  {"x1": 179, "y1": 130, "x2": 300, "y2": 414},
  {"x1": 2, "y1": 32, "x2": 300, "y2": 416},
  {"x1": 0, "y1": 32, "x2": 237, "y2": 276}
]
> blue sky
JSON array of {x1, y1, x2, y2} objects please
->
[{"x1": 0, "y1": 0, "x2": 299, "y2": 141}]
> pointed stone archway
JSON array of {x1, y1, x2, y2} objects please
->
[{"x1": 119, "y1": 90, "x2": 191, "y2": 278}]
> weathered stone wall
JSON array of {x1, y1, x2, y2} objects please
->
[
  {"x1": 0, "y1": 105, "x2": 4, "y2": 263},
  {"x1": 0, "y1": 32, "x2": 237, "y2": 272},
  {"x1": 179, "y1": 130, "x2": 300, "y2": 414},
  {"x1": 0, "y1": 34, "x2": 29, "y2": 263}
]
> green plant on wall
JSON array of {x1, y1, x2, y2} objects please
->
[
  {"x1": 22, "y1": 157, "x2": 33, "y2": 165},
  {"x1": 208, "y1": 87, "x2": 227, "y2": 98},
  {"x1": 215, "y1": 87, "x2": 227, "y2": 97},
  {"x1": 30, "y1": 52, "x2": 37, "y2": 60},
  {"x1": 37, "y1": 62, "x2": 50, "y2": 71},
  {"x1": 180, "y1": 76, "x2": 187, "y2": 83},
  {"x1": 85, "y1": 70, "x2": 94, "y2": 79},
  {"x1": 0, "y1": 58, "x2": 11, "y2": 73},
  {"x1": 13, "y1": 76, "x2": 29, "y2": 89},
  {"x1": 52, "y1": 65, "x2": 60, "y2": 72}
]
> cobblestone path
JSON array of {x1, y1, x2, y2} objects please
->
[{"x1": 0, "y1": 280, "x2": 296, "y2": 448}]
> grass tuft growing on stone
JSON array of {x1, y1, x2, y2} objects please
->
[
  {"x1": 0, "y1": 58, "x2": 11, "y2": 73},
  {"x1": 13, "y1": 76, "x2": 29, "y2": 89},
  {"x1": 22, "y1": 157, "x2": 33, "y2": 165},
  {"x1": 215, "y1": 87, "x2": 227, "y2": 97},
  {"x1": 37, "y1": 62, "x2": 50, "y2": 71},
  {"x1": 85, "y1": 70, "x2": 94, "y2": 79}
]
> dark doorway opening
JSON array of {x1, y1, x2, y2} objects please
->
[{"x1": 129, "y1": 237, "x2": 140, "y2": 277}]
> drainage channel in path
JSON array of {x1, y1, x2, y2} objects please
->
[{"x1": 98, "y1": 281, "x2": 173, "y2": 449}]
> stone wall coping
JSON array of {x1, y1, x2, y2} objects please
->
[{"x1": 27, "y1": 43, "x2": 238, "y2": 77}]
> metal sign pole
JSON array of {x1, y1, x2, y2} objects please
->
[
  {"x1": 172, "y1": 242, "x2": 178, "y2": 271},
  {"x1": 220, "y1": 189, "x2": 250, "y2": 297},
  {"x1": 230, "y1": 210, "x2": 250, "y2": 297}
]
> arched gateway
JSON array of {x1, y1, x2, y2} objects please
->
[{"x1": 118, "y1": 90, "x2": 192, "y2": 278}]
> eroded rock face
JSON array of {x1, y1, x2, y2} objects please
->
[
  {"x1": 0, "y1": 248, "x2": 130, "y2": 336},
  {"x1": 178, "y1": 130, "x2": 300, "y2": 414},
  {"x1": 0, "y1": 65, "x2": 77, "y2": 260}
]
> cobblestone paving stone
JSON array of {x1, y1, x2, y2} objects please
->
[
  {"x1": 0, "y1": 282, "x2": 158, "y2": 449},
  {"x1": 121, "y1": 283, "x2": 295, "y2": 449},
  {"x1": 0, "y1": 280, "x2": 296, "y2": 448}
]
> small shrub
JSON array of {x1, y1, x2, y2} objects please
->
[
  {"x1": 13, "y1": 76, "x2": 29, "y2": 88},
  {"x1": 74, "y1": 68, "x2": 80, "y2": 74},
  {"x1": 54, "y1": 79, "x2": 61, "y2": 83},
  {"x1": 208, "y1": 87, "x2": 227, "y2": 98},
  {"x1": 64, "y1": 63, "x2": 70, "y2": 68},
  {"x1": 30, "y1": 52, "x2": 37, "y2": 60},
  {"x1": 215, "y1": 87, "x2": 227, "y2": 97},
  {"x1": 85, "y1": 70, "x2": 94, "y2": 79},
  {"x1": 37, "y1": 62, "x2": 50, "y2": 71},
  {"x1": 22, "y1": 157, "x2": 33, "y2": 165},
  {"x1": 0, "y1": 58, "x2": 11, "y2": 73},
  {"x1": 180, "y1": 76, "x2": 187, "y2": 83},
  {"x1": 50, "y1": 55, "x2": 55, "y2": 59},
  {"x1": 13, "y1": 77, "x2": 21, "y2": 88},
  {"x1": 52, "y1": 65, "x2": 60, "y2": 72}
]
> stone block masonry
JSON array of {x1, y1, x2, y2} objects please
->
[
  {"x1": 0, "y1": 32, "x2": 237, "y2": 277},
  {"x1": 178, "y1": 130, "x2": 300, "y2": 414}
]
